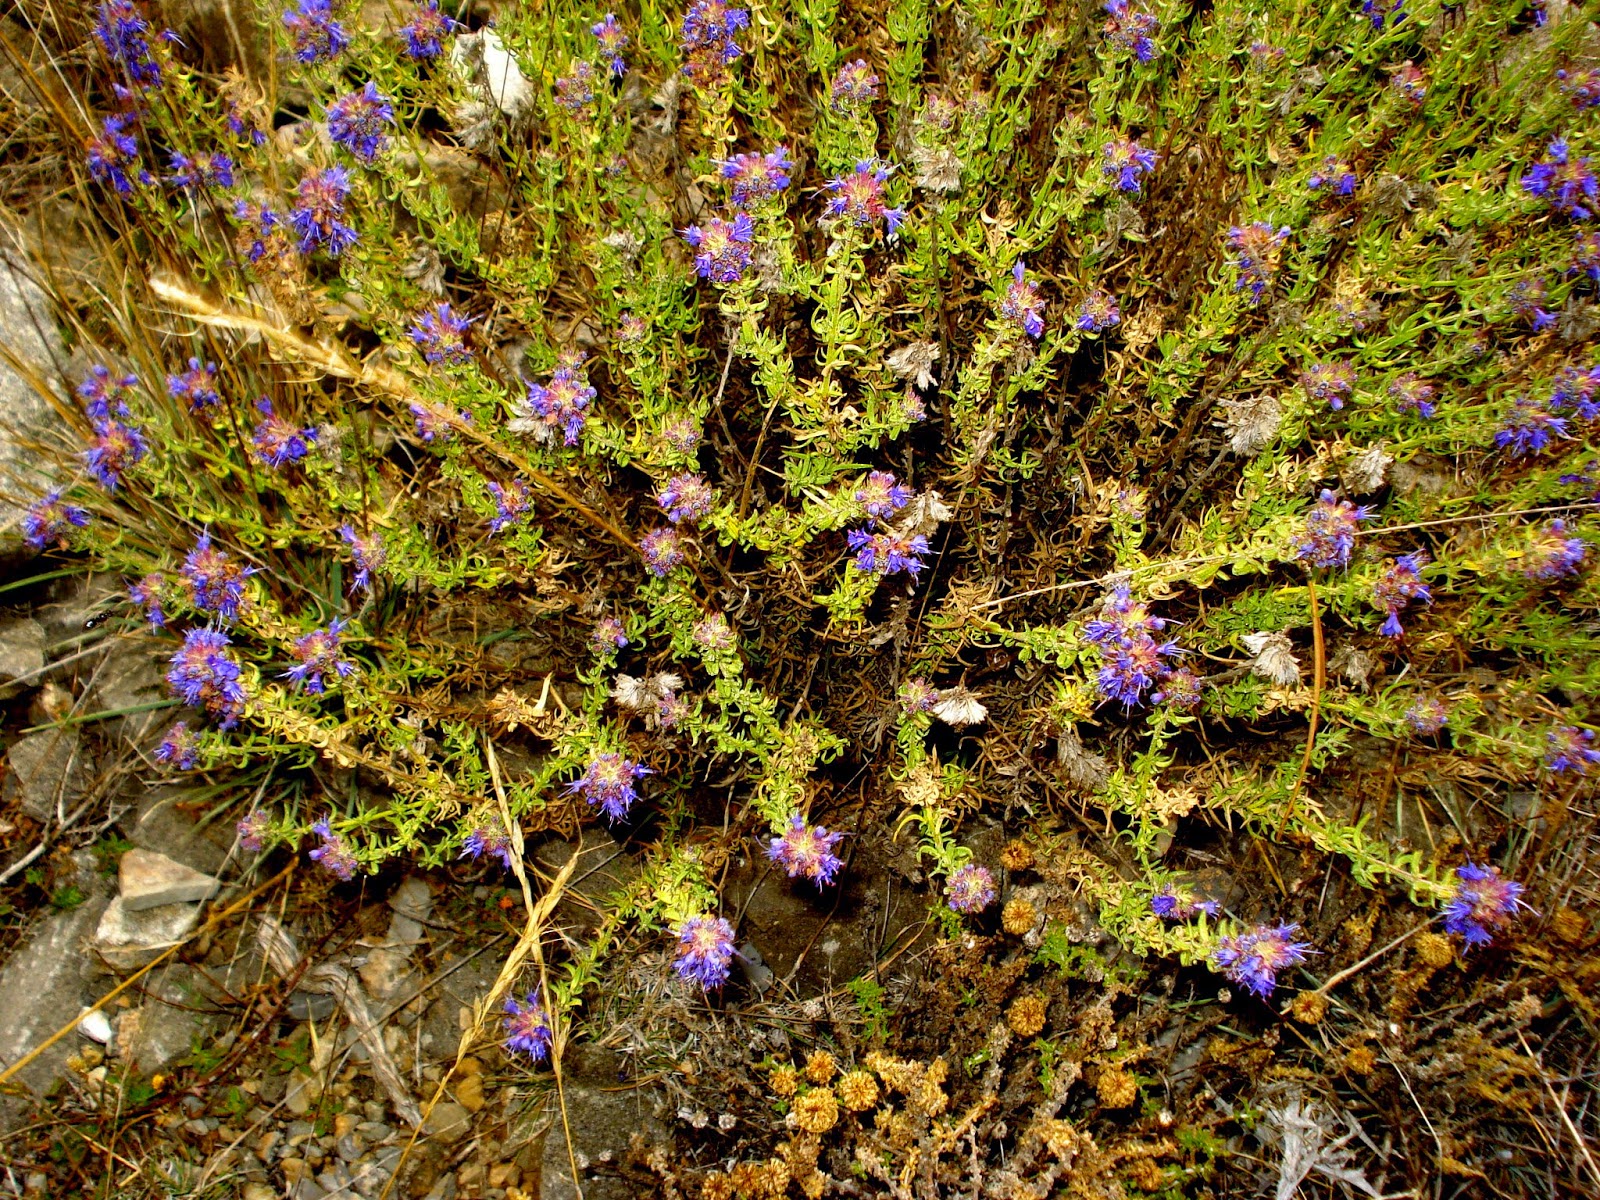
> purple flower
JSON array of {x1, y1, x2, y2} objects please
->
[
  {"x1": 1374, "y1": 551, "x2": 1431, "y2": 637},
  {"x1": 1442, "y1": 863, "x2": 1529, "y2": 947},
  {"x1": 674, "y1": 916, "x2": 737, "y2": 990},
  {"x1": 409, "y1": 302, "x2": 473, "y2": 365},
  {"x1": 129, "y1": 572, "x2": 166, "y2": 628},
  {"x1": 1067, "y1": 291, "x2": 1117, "y2": 339},
  {"x1": 693, "y1": 612, "x2": 735, "y2": 650},
  {"x1": 1307, "y1": 155, "x2": 1358, "y2": 196},
  {"x1": 1361, "y1": 0, "x2": 1404, "y2": 29},
  {"x1": 516, "y1": 366, "x2": 594, "y2": 447},
  {"x1": 1211, "y1": 923, "x2": 1311, "y2": 997},
  {"x1": 555, "y1": 60, "x2": 598, "y2": 112},
  {"x1": 487, "y1": 480, "x2": 533, "y2": 533},
  {"x1": 237, "y1": 809, "x2": 270, "y2": 852},
  {"x1": 226, "y1": 102, "x2": 267, "y2": 146},
  {"x1": 400, "y1": 1, "x2": 458, "y2": 59},
  {"x1": 154, "y1": 721, "x2": 200, "y2": 770},
  {"x1": 182, "y1": 533, "x2": 254, "y2": 622},
  {"x1": 282, "y1": 0, "x2": 347, "y2": 63},
  {"x1": 641, "y1": 527, "x2": 686, "y2": 576},
  {"x1": 86, "y1": 114, "x2": 142, "y2": 195},
  {"x1": 233, "y1": 201, "x2": 288, "y2": 263},
  {"x1": 945, "y1": 864, "x2": 996, "y2": 914},
  {"x1": 1002, "y1": 260, "x2": 1046, "y2": 340},
  {"x1": 166, "y1": 627, "x2": 247, "y2": 729},
  {"x1": 1495, "y1": 396, "x2": 1569, "y2": 458},
  {"x1": 504, "y1": 991, "x2": 552, "y2": 1060},
  {"x1": 831, "y1": 59, "x2": 879, "y2": 110},
  {"x1": 168, "y1": 150, "x2": 234, "y2": 190},
  {"x1": 327, "y1": 82, "x2": 394, "y2": 164},
  {"x1": 290, "y1": 166, "x2": 358, "y2": 257},
  {"x1": 1152, "y1": 666, "x2": 1203, "y2": 710},
  {"x1": 78, "y1": 364, "x2": 136, "y2": 420},
  {"x1": 1152, "y1": 884, "x2": 1219, "y2": 920},
  {"x1": 85, "y1": 419, "x2": 149, "y2": 491},
  {"x1": 657, "y1": 473, "x2": 715, "y2": 524},
  {"x1": 93, "y1": 0, "x2": 167, "y2": 88},
  {"x1": 408, "y1": 403, "x2": 463, "y2": 442},
  {"x1": 565, "y1": 751, "x2": 652, "y2": 821},
  {"x1": 1523, "y1": 139, "x2": 1598, "y2": 220},
  {"x1": 662, "y1": 415, "x2": 702, "y2": 454},
  {"x1": 1299, "y1": 360, "x2": 1356, "y2": 411},
  {"x1": 1390, "y1": 63, "x2": 1427, "y2": 106},
  {"x1": 339, "y1": 524, "x2": 385, "y2": 592},
  {"x1": 1103, "y1": 137, "x2": 1157, "y2": 193},
  {"x1": 592, "y1": 13, "x2": 628, "y2": 75},
  {"x1": 1227, "y1": 223, "x2": 1291, "y2": 306},
  {"x1": 717, "y1": 146, "x2": 793, "y2": 205},
  {"x1": 22, "y1": 490, "x2": 90, "y2": 550},
  {"x1": 824, "y1": 162, "x2": 905, "y2": 234},
  {"x1": 1388, "y1": 371, "x2": 1436, "y2": 419},
  {"x1": 682, "y1": 213, "x2": 754, "y2": 283},
  {"x1": 898, "y1": 678, "x2": 938, "y2": 715},
  {"x1": 309, "y1": 817, "x2": 358, "y2": 880},
  {"x1": 847, "y1": 528, "x2": 930, "y2": 577},
  {"x1": 1102, "y1": 0, "x2": 1157, "y2": 61},
  {"x1": 284, "y1": 619, "x2": 355, "y2": 694},
  {"x1": 680, "y1": 0, "x2": 748, "y2": 82},
  {"x1": 1558, "y1": 67, "x2": 1600, "y2": 110},
  {"x1": 767, "y1": 815, "x2": 845, "y2": 885},
  {"x1": 1406, "y1": 695, "x2": 1448, "y2": 734},
  {"x1": 1509, "y1": 278, "x2": 1557, "y2": 331},
  {"x1": 1524, "y1": 519, "x2": 1587, "y2": 580},
  {"x1": 167, "y1": 357, "x2": 220, "y2": 411},
  {"x1": 251, "y1": 398, "x2": 316, "y2": 468},
  {"x1": 1547, "y1": 724, "x2": 1600, "y2": 773},
  {"x1": 1294, "y1": 489, "x2": 1370, "y2": 569},
  {"x1": 592, "y1": 617, "x2": 628, "y2": 650},
  {"x1": 1552, "y1": 363, "x2": 1600, "y2": 420},
  {"x1": 461, "y1": 819, "x2": 515, "y2": 870},
  {"x1": 855, "y1": 470, "x2": 912, "y2": 522},
  {"x1": 1095, "y1": 629, "x2": 1180, "y2": 709}
]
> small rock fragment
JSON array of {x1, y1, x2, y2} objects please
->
[{"x1": 118, "y1": 848, "x2": 219, "y2": 911}]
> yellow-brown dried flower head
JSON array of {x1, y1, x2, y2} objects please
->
[
  {"x1": 1344, "y1": 1044, "x2": 1377, "y2": 1075},
  {"x1": 768, "y1": 1064, "x2": 799, "y2": 1098},
  {"x1": 777, "y1": 1134, "x2": 819, "y2": 1172},
  {"x1": 700, "y1": 1172, "x2": 734, "y2": 1200},
  {"x1": 912, "y1": 1079, "x2": 948, "y2": 1116},
  {"x1": 793, "y1": 1087, "x2": 839, "y2": 1134},
  {"x1": 1415, "y1": 930, "x2": 1455, "y2": 969},
  {"x1": 1096, "y1": 1065, "x2": 1137, "y2": 1108},
  {"x1": 837, "y1": 1069, "x2": 879, "y2": 1111},
  {"x1": 727, "y1": 1162, "x2": 761, "y2": 1197},
  {"x1": 874, "y1": 1105, "x2": 912, "y2": 1148},
  {"x1": 796, "y1": 1169, "x2": 824, "y2": 1200},
  {"x1": 1289, "y1": 989, "x2": 1327, "y2": 1025},
  {"x1": 1002, "y1": 897, "x2": 1037, "y2": 935},
  {"x1": 756, "y1": 1159, "x2": 790, "y2": 1199},
  {"x1": 1126, "y1": 1158, "x2": 1165, "y2": 1192},
  {"x1": 1551, "y1": 906, "x2": 1588, "y2": 945},
  {"x1": 999, "y1": 838, "x2": 1034, "y2": 871},
  {"x1": 1007, "y1": 993, "x2": 1048, "y2": 1038},
  {"x1": 803, "y1": 1049, "x2": 837, "y2": 1085}
]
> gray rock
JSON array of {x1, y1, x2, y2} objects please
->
[
  {"x1": 118, "y1": 964, "x2": 214, "y2": 1072},
  {"x1": 3, "y1": 728, "x2": 91, "y2": 822},
  {"x1": 91, "y1": 895, "x2": 200, "y2": 971},
  {"x1": 0, "y1": 892, "x2": 109, "y2": 1100},
  {"x1": 335, "y1": 1134, "x2": 365, "y2": 1162},
  {"x1": 421, "y1": 1101, "x2": 472, "y2": 1145},
  {"x1": 348, "y1": 1146, "x2": 401, "y2": 1198},
  {"x1": 0, "y1": 249, "x2": 68, "y2": 549},
  {"x1": 287, "y1": 990, "x2": 338, "y2": 1021},
  {"x1": 127, "y1": 785, "x2": 234, "y2": 875},
  {"x1": 285, "y1": 1069, "x2": 323, "y2": 1116},
  {"x1": 538, "y1": 1082, "x2": 670, "y2": 1200},
  {"x1": 90, "y1": 646, "x2": 170, "y2": 745},
  {"x1": 119, "y1": 848, "x2": 219, "y2": 911},
  {"x1": 359, "y1": 876, "x2": 431, "y2": 1003},
  {"x1": 0, "y1": 617, "x2": 45, "y2": 695},
  {"x1": 33, "y1": 576, "x2": 120, "y2": 645}
]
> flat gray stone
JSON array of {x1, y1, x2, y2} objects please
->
[
  {"x1": 0, "y1": 893, "x2": 110, "y2": 1103},
  {"x1": 90, "y1": 646, "x2": 169, "y2": 745},
  {"x1": 118, "y1": 964, "x2": 213, "y2": 1073},
  {"x1": 119, "y1": 848, "x2": 218, "y2": 911},
  {"x1": 358, "y1": 877, "x2": 431, "y2": 1003},
  {"x1": 538, "y1": 1082, "x2": 669, "y2": 1200},
  {"x1": 0, "y1": 617, "x2": 45, "y2": 693},
  {"x1": 3, "y1": 728, "x2": 91, "y2": 822},
  {"x1": 420, "y1": 1101, "x2": 471, "y2": 1145},
  {"x1": 92, "y1": 895, "x2": 200, "y2": 972},
  {"x1": 127, "y1": 785, "x2": 234, "y2": 875},
  {"x1": 0, "y1": 249, "x2": 69, "y2": 549}
]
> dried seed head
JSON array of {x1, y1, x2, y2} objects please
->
[
  {"x1": 1415, "y1": 930, "x2": 1455, "y2": 968},
  {"x1": 999, "y1": 838, "x2": 1034, "y2": 871},
  {"x1": 837, "y1": 1069, "x2": 878, "y2": 1111},
  {"x1": 1007, "y1": 994, "x2": 1048, "y2": 1038},
  {"x1": 1289, "y1": 990, "x2": 1327, "y2": 1025},
  {"x1": 1344, "y1": 1044, "x2": 1378, "y2": 1074},
  {"x1": 699, "y1": 1172, "x2": 734, "y2": 1200},
  {"x1": 768, "y1": 1064, "x2": 798, "y2": 1097},
  {"x1": 1002, "y1": 898, "x2": 1038, "y2": 935},
  {"x1": 792, "y1": 1087, "x2": 838, "y2": 1133},
  {"x1": 803, "y1": 1050, "x2": 836, "y2": 1085}
]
